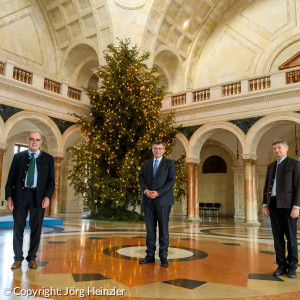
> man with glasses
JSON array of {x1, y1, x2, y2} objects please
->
[
  {"x1": 6, "y1": 132, "x2": 55, "y2": 270},
  {"x1": 139, "y1": 141, "x2": 175, "y2": 267}
]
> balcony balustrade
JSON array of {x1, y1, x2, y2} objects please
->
[
  {"x1": 68, "y1": 87, "x2": 81, "y2": 100},
  {"x1": 164, "y1": 66, "x2": 300, "y2": 112},
  {"x1": 44, "y1": 78, "x2": 60, "y2": 94},
  {"x1": 194, "y1": 89, "x2": 210, "y2": 101},
  {"x1": 249, "y1": 76, "x2": 270, "y2": 91},
  {"x1": 0, "y1": 61, "x2": 3, "y2": 75},
  {"x1": 0, "y1": 59, "x2": 88, "y2": 103},
  {"x1": 13, "y1": 67, "x2": 32, "y2": 84},
  {"x1": 286, "y1": 70, "x2": 300, "y2": 84}
]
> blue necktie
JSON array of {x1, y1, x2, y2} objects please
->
[{"x1": 153, "y1": 159, "x2": 158, "y2": 176}]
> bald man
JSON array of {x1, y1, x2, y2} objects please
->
[{"x1": 6, "y1": 132, "x2": 55, "y2": 270}]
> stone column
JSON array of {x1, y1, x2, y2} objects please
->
[
  {"x1": 186, "y1": 160, "x2": 200, "y2": 221},
  {"x1": 186, "y1": 162, "x2": 194, "y2": 219},
  {"x1": 49, "y1": 156, "x2": 63, "y2": 216},
  {"x1": 252, "y1": 160, "x2": 258, "y2": 222},
  {"x1": 242, "y1": 156, "x2": 260, "y2": 227},
  {"x1": 232, "y1": 166, "x2": 245, "y2": 221},
  {"x1": 0, "y1": 148, "x2": 7, "y2": 202},
  {"x1": 193, "y1": 163, "x2": 199, "y2": 218}
]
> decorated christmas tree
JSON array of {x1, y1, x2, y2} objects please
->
[{"x1": 68, "y1": 39, "x2": 186, "y2": 220}]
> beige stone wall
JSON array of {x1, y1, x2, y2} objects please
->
[
  {"x1": 194, "y1": 0, "x2": 300, "y2": 87},
  {"x1": 199, "y1": 144, "x2": 235, "y2": 217}
]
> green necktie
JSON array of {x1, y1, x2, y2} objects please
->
[{"x1": 26, "y1": 153, "x2": 35, "y2": 187}]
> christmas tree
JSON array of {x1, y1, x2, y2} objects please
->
[{"x1": 68, "y1": 39, "x2": 186, "y2": 220}]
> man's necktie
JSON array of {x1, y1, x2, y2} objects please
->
[
  {"x1": 153, "y1": 159, "x2": 158, "y2": 176},
  {"x1": 26, "y1": 153, "x2": 35, "y2": 187}
]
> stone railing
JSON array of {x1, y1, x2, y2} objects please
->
[
  {"x1": 249, "y1": 76, "x2": 270, "y2": 91},
  {"x1": 0, "y1": 61, "x2": 4, "y2": 75},
  {"x1": 163, "y1": 66, "x2": 300, "y2": 109},
  {"x1": 0, "y1": 59, "x2": 88, "y2": 103},
  {"x1": 172, "y1": 93, "x2": 186, "y2": 106},
  {"x1": 44, "y1": 78, "x2": 60, "y2": 94},
  {"x1": 13, "y1": 66, "x2": 33, "y2": 84},
  {"x1": 194, "y1": 89, "x2": 210, "y2": 101},
  {"x1": 68, "y1": 87, "x2": 81, "y2": 100},
  {"x1": 222, "y1": 82, "x2": 241, "y2": 96},
  {"x1": 286, "y1": 69, "x2": 300, "y2": 84}
]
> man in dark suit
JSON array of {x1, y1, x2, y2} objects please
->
[
  {"x1": 6, "y1": 132, "x2": 55, "y2": 270},
  {"x1": 138, "y1": 141, "x2": 176, "y2": 267},
  {"x1": 263, "y1": 139, "x2": 300, "y2": 278}
]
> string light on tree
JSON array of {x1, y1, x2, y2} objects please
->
[{"x1": 67, "y1": 39, "x2": 186, "y2": 220}]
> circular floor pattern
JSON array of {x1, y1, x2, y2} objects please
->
[
  {"x1": 186, "y1": 227, "x2": 275, "y2": 239},
  {"x1": 103, "y1": 245, "x2": 208, "y2": 262}
]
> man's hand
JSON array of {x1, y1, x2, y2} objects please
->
[
  {"x1": 291, "y1": 207, "x2": 299, "y2": 219},
  {"x1": 42, "y1": 197, "x2": 50, "y2": 208},
  {"x1": 6, "y1": 197, "x2": 14, "y2": 211},
  {"x1": 263, "y1": 206, "x2": 270, "y2": 217},
  {"x1": 145, "y1": 190, "x2": 152, "y2": 198},
  {"x1": 150, "y1": 191, "x2": 159, "y2": 198},
  {"x1": 145, "y1": 190, "x2": 160, "y2": 199}
]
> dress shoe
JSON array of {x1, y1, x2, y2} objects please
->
[
  {"x1": 11, "y1": 261, "x2": 21, "y2": 269},
  {"x1": 273, "y1": 266, "x2": 287, "y2": 276},
  {"x1": 28, "y1": 260, "x2": 38, "y2": 269},
  {"x1": 160, "y1": 258, "x2": 168, "y2": 267},
  {"x1": 139, "y1": 256, "x2": 155, "y2": 264},
  {"x1": 287, "y1": 268, "x2": 297, "y2": 278}
]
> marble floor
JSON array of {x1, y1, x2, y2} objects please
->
[{"x1": 1, "y1": 214, "x2": 300, "y2": 300}]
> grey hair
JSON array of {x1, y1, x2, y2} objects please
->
[
  {"x1": 27, "y1": 132, "x2": 43, "y2": 141},
  {"x1": 272, "y1": 139, "x2": 288, "y2": 147}
]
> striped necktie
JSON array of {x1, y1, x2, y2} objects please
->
[
  {"x1": 26, "y1": 153, "x2": 35, "y2": 187},
  {"x1": 153, "y1": 159, "x2": 158, "y2": 176}
]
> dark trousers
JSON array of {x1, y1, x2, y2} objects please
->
[
  {"x1": 143, "y1": 204, "x2": 172, "y2": 259},
  {"x1": 269, "y1": 198, "x2": 298, "y2": 269},
  {"x1": 13, "y1": 189, "x2": 45, "y2": 262}
]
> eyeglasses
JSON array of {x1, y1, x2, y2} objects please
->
[
  {"x1": 153, "y1": 147, "x2": 164, "y2": 150},
  {"x1": 28, "y1": 138, "x2": 41, "y2": 142}
]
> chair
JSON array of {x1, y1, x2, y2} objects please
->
[
  {"x1": 199, "y1": 202, "x2": 205, "y2": 219},
  {"x1": 204, "y1": 203, "x2": 213, "y2": 217},
  {"x1": 213, "y1": 203, "x2": 221, "y2": 218}
]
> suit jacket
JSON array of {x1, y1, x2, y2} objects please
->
[
  {"x1": 139, "y1": 157, "x2": 175, "y2": 206},
  {"x1": 263, "y1": 156, "x2": 300, "y2": 208},
  {"x1": 5, "y1": 150, "x2": 55, "y2": 208}
]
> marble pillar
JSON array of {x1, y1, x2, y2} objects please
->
[
  {"x1": 186, "y1": 162, "x2": 200, "y2": 221},
  {"x1": 49, "y1": 156, "x2": 63, "y2": 216},
  {"x1": 0, "y1": 148, "x2": 7, "y2": 204},
  {"x1": 187, "y1": 162, "x2": 194, "y2": 219},
  {"x1": 243, "y1": 158, "x2": 260, "y2": 227}
]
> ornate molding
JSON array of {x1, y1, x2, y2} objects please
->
[
  {"x1": 162, "y1": 87, "x2": 300, "y2": 121},
  {"x1": 0, "y1": 79, "x2": 89, "y2": 120},
  {"x1": 114, "y1": 0, "x2": 145, "y2": 10},
  {"x1": 279, "y1": 51, "x2": 300, "y2": 70}
]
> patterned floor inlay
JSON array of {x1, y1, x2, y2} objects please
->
[
  {"x1": 0, "y1": 216, "x2": 300, "y2": 299},
  {"x1": 248, "y1": 273, "x2": 285, "y2": 281},
  {"x1": 162, "y1": 278, "x2": 207, "y2": 289},
  {"x1": 72, "y1": 273, "x2": 110, "y2": 282}
]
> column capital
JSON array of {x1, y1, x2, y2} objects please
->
[
  {"x1": 242, "y1": 153, "x2": 257, "y2": 161},
  {"x1": 0, "y1": 148, "x2": 7, "y2": 155},
  {"x1": 185, "y1": 157, "x2": 200, "y2": 164},
  {"x1": 54, "y1": 156, "x2": 64, "y2": 163}
]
